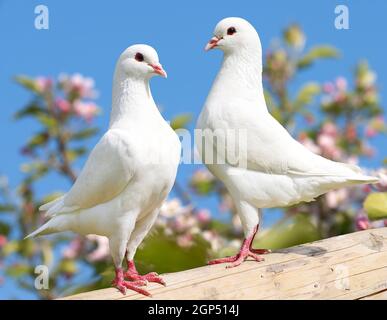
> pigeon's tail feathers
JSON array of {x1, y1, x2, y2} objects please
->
[
  {"x1": 25, "y1": 221, "x2": 53, "y2": 239},
  {"x1": 39, "y1": 195, "x2": 64, "y2": 212},
  {"x1": 25, "y1": 215, "x2": 70, "y2": 239},
  {"x1": 41, "y1": 196, "x2": 78, "y2": 217},
  {"x1": 336, "y1": 162, "x2": 379, "y2": 184},
  {"x1": 346, "y1": 174, "x2": 379, "y2": 184}
]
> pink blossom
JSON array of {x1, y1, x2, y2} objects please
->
[
  {"x1": 335, "y1": 77, "x2": 347, "y2": 91},
  {"x1": 219, "y1": 193, "x2": 234, "y2": 212},
  {"x1": 62, "y1": 238, "x2": 82, "y2": 259},
  {"x1": 362, "y1": 144, "x2": 375, "y2": 157},
  {"x1": 202, "y1": 230, "x2": 222, "y2": 251},
  {"x1": 365, "y1": 126, "x2": 377, "y2": 138},
  {"x1": 321, "y1": 122, "x2": 338, "y2": 137},
  {"x1": 74, "y1": 101, "x2": 99, "y2": 122},
  {"x1": 305, "y1": 114, "x2": 315, "y2": 124},
  {"x1": 0, "y1": 235, "x2": 7, "y2": 247},
  {"x1": 333, "y1": 92, "x2": 346, "y2": 103},
  {"x1": 322, "y1": 82, "x2": 335, "y2": 94},
  {"x1": 176, "y1": 233, "x2": 193, "y2": 248},
  {"x1": 196, "y1": 209, "x2": 211, "y2": 223},
  {"x1": 55, "y1": 98, "x2": 71, "y2": 113},
  {"x1": 299, "y1": 134, "x2": 321, "y2": 154},
  {"x1": 326, "y1": 189, "x2": 348, "y2": 209},
  {"x1": 362, "y1": 185, "x2": 372, "y2": 193},
  {"x1": 191, "y1": 169, "x2": 214, "y2": 184},
  {"x1": 355, "y1": 215, "x2": 369, "y2": 231},
  {"x1": 317, "y1": 133, "x2": 341, "y2": 159},
  {"x1": 160, "y1": 198, "x2": 190, "y2": 218},
  {"x1": 375, "y1": 171, "x2": 387, "y2": 191},
  {"x1": 35, "y1": 77, "x2": 52, "y2": 93},
  {"x1": 59, "y1": 73, "x2": 97, "y2": 99},
  {"x1": 345, "y1": 124, "x2": 357, "y2": 142},
  {"x1": 232, "y1": 214, "x2": 242, "y2": 231},
  {"x1": 86, "y1": 235, "x2": 110, "y2": 262}
]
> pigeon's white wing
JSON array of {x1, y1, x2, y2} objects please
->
[
  {"x1": 46, "y1": 129, "x2": 135, "y2": 216},
  {"x1": 210, "y1": 110, "x2": 364, "y2": 178}
]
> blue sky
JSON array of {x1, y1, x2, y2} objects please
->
[
  {"x1": 0, "y1": 0, "x2": 386, "y2": 299},
  {"x1": 1, "y1": 0, "x2": 386, "y2": 218}
]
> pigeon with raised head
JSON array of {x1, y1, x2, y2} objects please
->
[
  {"x1": 197, "y1": 17, "x2": 378, "y2": 268},
  {"x1": 27, "y1": 44, "x2": 181, "y2": 295}
]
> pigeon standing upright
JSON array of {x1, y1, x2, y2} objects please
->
[
  {"x1": 196, "y1": 17, "x2": 378, "y2": 268},
  {"x1": 26, "y1": 44, "x2": 181, "y2": 295}
]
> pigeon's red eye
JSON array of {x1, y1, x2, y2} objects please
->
[
  {"x1": 135, "y1": 53, "x2": 144, "y2": 62},
  {"x1": 227, "y1": 27, "x2": 236, "y2": 35}
]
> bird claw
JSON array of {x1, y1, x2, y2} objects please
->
[
  {"x1": 112, "y1": 268, "x2": 151, "y2": 296},
  {"x1": 112, "y1": 278, "x2": 151, "y2": 296},
  {"x1": 125, "y1": 271, "x2": 166, "y2": 286},
  {"x1": 208, "y1": 248, "x2": 268, "y2": 268}
]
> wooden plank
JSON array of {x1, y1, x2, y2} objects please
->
[
  {"x1": 360, "y1": 289, "x2": 387, "y2": 300},
  {"x1": 61, "y1": 228, "x2": 387, "y2": 300}
]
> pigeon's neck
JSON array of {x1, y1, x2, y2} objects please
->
[
  {"x1": 211, "y1": 47, "x2": 266, "y2": 107},
  {"x1": 109, "y1": 70, "x2": 156, "y2": 127}
]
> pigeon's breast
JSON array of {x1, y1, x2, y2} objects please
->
[{"x1": 120, "y1": 126, "x2": 181, "y2": 214}]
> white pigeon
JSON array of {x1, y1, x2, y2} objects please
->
[
  {"x1": 26, "y1": 44, "x2": 181, "y2": 295},
  {"x1": 196, "y1": 17, "x2": 378, "y2": 268}
]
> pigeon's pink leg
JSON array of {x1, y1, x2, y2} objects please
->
[
  {"x1": 124, "y1": 260, "x2": 166, "y2": 286},
  {"x1": 208, "y1": 224, "x2": 271, "y2": 268},
  {"x1": 112, "y1": 267, "x2": 151, "y2": 296}
]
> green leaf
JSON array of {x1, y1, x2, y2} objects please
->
[
  {"x1": 135, "y1": 228, "x2": 208, "y2": 274},
  {"x1": 294, "y1": 82, "x2": 321, "y2": 109},
  {"x1": 27, "y1": 132, "x2": 49, "y2": 149},
  {"x1": 364, "y1": 192, "x2": 387, "y2": 220},
  {"x1": 0, "y1": 222, "x2": 10, "y2": 236},
  {"x1": 0, "y1": 204, "x2": 15, "y2": 212},
  {"x1": 14, "y1": 104, "x2": 47, "y2": 119},
  {"x1": 19, "y1": 239, "x2": 36, "y2": 257},
  {"x1": 2, "y1": 240, "x2": 20, "y2": 256},
  {"x1": 66, "y1": 148, "x2": 87, "y2": 162},
  {"x1": 170, "y1": 114, "x2": 192, "y2": 130},
  {"x1": 36, "y1": 114, "x2": 57, "y2": 129},
  {"x1": 283, "y1": 24, "x2": 305, "y2": 48},
  {"x1": 58, "y1": 259, "x2": 77, "y2": 274},
  {"x1": 191, "y1": 180, "x2": 216, "y2": 195},
  {"x1": 70, "y1": 128, "x2": 99, "y2": 141},
  {"x1": 6, "y1": 264, "x2": 31, "y2": 277},
  {"x1": 14, "y1": 76, "x2": 40, "y2": 93},
  {"x1": 253, "y1": 213, "x2": 321, "y2": 250},
  {"x1": 297, "y1": 46, "x2": 339, "y2": 69}
]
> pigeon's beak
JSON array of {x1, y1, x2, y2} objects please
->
[
  {"x1": 150, "y1": 63, "x2": 167, "y2": 78},
  {"x1": 205, "y1": 36, "x2": 220, "y2": 51}
]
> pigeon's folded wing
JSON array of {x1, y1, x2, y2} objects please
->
[
  {"x1": 215, "y1": 112, "x2": 363, "y2": 178},
  {"x1": 47, "y1": 129, "x2": 135, "y2": 216}
]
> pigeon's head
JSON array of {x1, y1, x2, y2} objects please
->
[
  {"x1": 118, "y1": 44, "x2": 167, "y2": 79},
  {"x1": 205, "y1": 17, "x2": 261, "y2": 53}
]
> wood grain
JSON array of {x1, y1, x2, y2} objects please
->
[{"x1": 61, "y1": 228, "x2": 387, "y2": 300}]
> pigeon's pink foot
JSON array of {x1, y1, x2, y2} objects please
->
[
  {"x1": 125, "y1": 260, "x2": 166, "y2": 286},
  {"x1": 112, "y1": 267, "x2": 151, "y2": 296},
  {"x1": 208, "y1": 224, "x2": 270, "y2": 268},
  {"x1": 250, "y1": 248, "x2": 271, "y2": 255}
]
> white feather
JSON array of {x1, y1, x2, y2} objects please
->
[
  {"x1": 197, "y1": 18, "x2": 378, "y2": 237},
  {"x1": 27, "y1": 44, "x2": 181, "y2": 270}
]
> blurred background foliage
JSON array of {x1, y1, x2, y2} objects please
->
[{"x1": 0, "y1": 24, "x2": 386, "y2": 299}]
